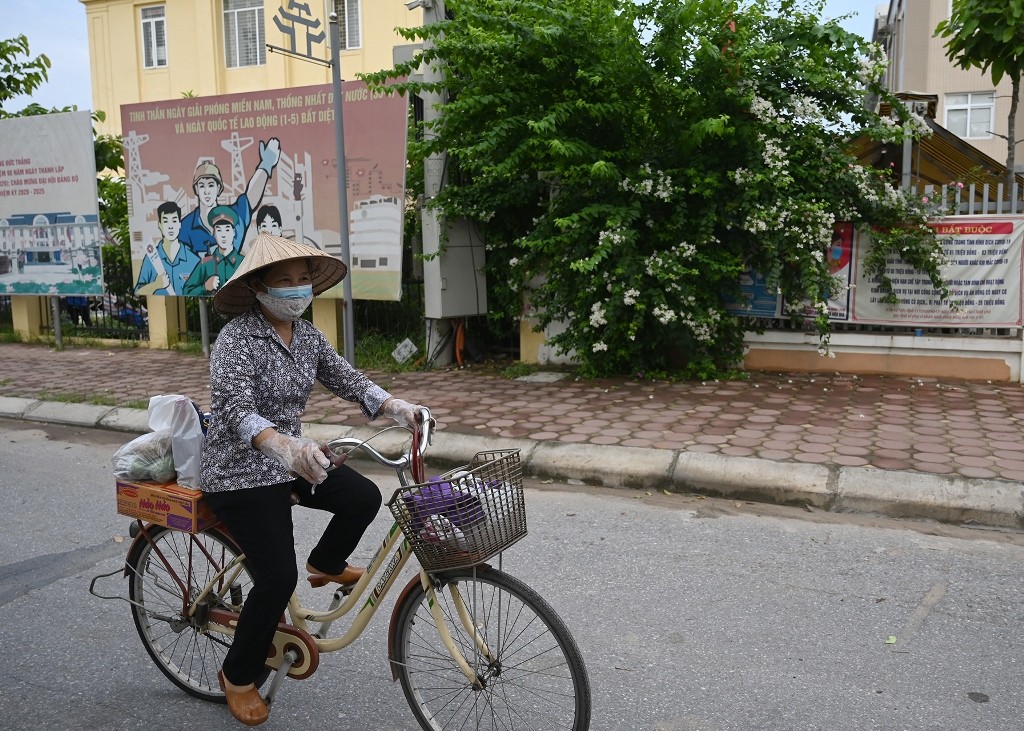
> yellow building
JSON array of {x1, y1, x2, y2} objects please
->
[
  {"x1": 84, "y1": 0, "x2": 422, "y2": 136},
  {"x1": 19, "y1": 0, "x2": 423, "y2": 349}
]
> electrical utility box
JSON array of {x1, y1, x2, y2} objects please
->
[{"x1": 422, "y1": 208, "x2": 487, "y2": 319}]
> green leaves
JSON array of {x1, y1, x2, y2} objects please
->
[
  {"x1": 364, "y1": 0, "x2": 947, "y2": 377},
  {"x1": 0, "y1": 34, "x2": 51, "y2": 118}
]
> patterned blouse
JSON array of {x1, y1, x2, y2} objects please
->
[{"x1": 199, "y1": 307, "x2": 391, "y2": 492}]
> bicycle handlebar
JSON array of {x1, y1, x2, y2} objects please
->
[{"x1": 323, "y1": 406, "x2": 434, "y2": 480}]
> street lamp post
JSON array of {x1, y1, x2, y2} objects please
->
[{"x1": 329, "y1": 12, "x2": 356, "y2": 365}]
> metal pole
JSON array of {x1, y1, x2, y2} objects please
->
[
  {"x1": 50, "y1": 296, "x2": 63, "y2": 350},
  {"x1": 329, "y1": 12, "x2": 356, "y2": 365},
  {"x1": 198, "y1": 296, "x2": 210, "y2": 358}
]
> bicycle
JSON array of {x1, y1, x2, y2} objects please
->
[{"x1": 91, "y1": 409, "x2": 592, "y2": 730}]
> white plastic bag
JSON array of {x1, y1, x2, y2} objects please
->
[{"x1": 148, "y1": 394, "x2": 204, "y2": 488}]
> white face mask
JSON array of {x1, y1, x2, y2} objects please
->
[{"x1": 255, "y1": 291, "x2": 313, "y2": 321}]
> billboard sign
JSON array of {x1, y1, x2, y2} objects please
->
[
  {"x1": 851, "y1": 216, "x2": 1024, "y2": 326},
  {"x1": 0, "y1": 111, "x2": 103, "y2": 295},
  {"x1": 120, "y1": 82, "x2": 408, "y2": 302}
]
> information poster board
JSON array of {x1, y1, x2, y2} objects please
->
[
  {"x1": 0, "y1": 111, "x2": 103, "y2": 295},
  {"x1": 851, "y1": 216, "x2": 1024, "y2": 326}
]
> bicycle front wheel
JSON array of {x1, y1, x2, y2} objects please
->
[
  {"x1": 126, "y1": 525, "x2": 268, "y2": 702},
  {"x1": 392, "y1": 565, "x2": 591, "y2": 731}
]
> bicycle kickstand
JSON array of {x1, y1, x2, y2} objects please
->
[{"x1": 264, "y1": 649, "x2": 299, "y2": 706}]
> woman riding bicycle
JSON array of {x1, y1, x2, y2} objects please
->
[{"x1": 199, "y1": 233, "x2": 425, "y2": 726}]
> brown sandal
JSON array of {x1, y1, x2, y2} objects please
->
[
  {"x1": 218, "y1": 670, "x2": 269, "y2": 726},
  {"x1": 306, "y1": 564, "x2": 364, "y2": 588}
]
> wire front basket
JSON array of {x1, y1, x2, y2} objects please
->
[{"x1": 388, "y1": 449, "x2": 526, "y2": 572}]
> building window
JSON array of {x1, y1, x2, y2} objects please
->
[
  {"x1": 332, "y1": 0, "x2": 361, "y2": 50},
  {"x1": 224, "y1": 0, "x2": 266, "y2": 68},
  {"x1": 945, "y1": 92, "x2": 994, "y2": 139},
  {"x1": 141, "y1": 6, "x2": 167, "y2": 69}
]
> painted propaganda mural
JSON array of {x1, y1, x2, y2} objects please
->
[{"x1": 120, "y1": 81, "x2": 408, "y2": 302}]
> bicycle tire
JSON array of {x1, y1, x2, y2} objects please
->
[
  {"x1": 126, "y1": 525, "x2": 270, "y2": 702},
  {"x1": 392, "y1": 565, "x2": 591, "y2": 731}
]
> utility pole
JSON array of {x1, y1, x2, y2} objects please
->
[{"x1": 329, "y1": 12, "x2": 357, "y2": 365}]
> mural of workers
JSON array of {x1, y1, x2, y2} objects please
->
[
  {"x1": 182, "y1": 206, "x2": 245, "y2": 296},
  {"x1": 178, "y1": 137, "x2": 281, "y2": 256},
  {"x1": 134, "y1": 201, "x2": 200, "y2": 296},
  {"x1": 121, "y1": 83, "x2": 410, "y2": 301}
]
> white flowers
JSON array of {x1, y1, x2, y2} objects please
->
[
  {"x1": 621, "y1": 163, "x2": 673, "y2": 201},
  {"x1": 732, "y1": 167, "x2": 754, "y2": 185},
  {"x1": 757, "y1": 133, "x2": 788, "y2": 170},
  {"x1": 598, "y1": 228, "x2": 626, "y2": 247},
  {"x1": 852, "y1": 42, "x2": 888, "y2": 89},
  {"x1": 750, "y1": 96, "x2": 778, "y2": 122},
  {"x1": 589, "y1": 302, "x2": 607, "y2": 327},
  {"x1": 623, "y1": 288, "x2": 640, "y2": 306},
  {"x1": 653, "y1": 304, "x2": 677, "y2": 325},
  {"x1": 592, "y1": 341, "x2": 608, "y2": 352}
]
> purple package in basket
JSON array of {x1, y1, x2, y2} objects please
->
[{"x1": 405, "y1": 479, "x2": 485, "y2": 530}]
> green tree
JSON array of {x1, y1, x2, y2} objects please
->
[
  {"x1": 0, "y1": 34, "x2": 51, "y2": 118},
  {"x1": 367, "y1": 0, "x2": 948, "y2": 377},
  {"x1": 936, "y1": 0, "x2": 1024, "y2": 207}
]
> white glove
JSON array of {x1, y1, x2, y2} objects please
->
[
  {"x1": 380, "y1": 398, "x2": 423, "y2": 427},
  {"x1": 257, "y1": 137, "x2": 281, "y2": 175},
  {"x1": 257, "y1": 432, "x2": 331, "y2": 485}
]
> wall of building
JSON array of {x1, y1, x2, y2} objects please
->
[
  {"x1": 82, "y1": 0, "x2": 421, "y2": 136},
  {"x1": 883, "y1": 0, "x2": 1024, "y2": 171}
]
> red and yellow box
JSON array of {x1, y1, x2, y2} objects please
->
[{"x1": 116, "y1": 479, "x2": 218, "y2": 534}]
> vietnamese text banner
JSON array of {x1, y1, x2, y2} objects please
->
[{"x1": 851, "y1": 216, "x2": 1024, "y2": 326}]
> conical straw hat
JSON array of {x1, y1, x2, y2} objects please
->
[{"x1": 212, "y1": 233, "x2": 347, "y2": 315}]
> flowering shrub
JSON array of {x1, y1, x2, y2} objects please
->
[{"x1": 364, "y1": 0, "x2": 949, "y2": 377}]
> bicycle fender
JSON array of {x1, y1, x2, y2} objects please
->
[
  {"x1": 386, "y1": 564, "x2": 493, "y2": 681},
  {"x1": 387, "y1": 574, "x2": 422, "y2": 681},
  {"x1": 123, "y1": 522, "x2": 159, "y2": 577}
]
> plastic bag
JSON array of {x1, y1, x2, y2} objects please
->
[
  {"x1": 404, "y1": 478, "x2": 485, "y2": 531},
  {"x1": 112, "y1": 430, "x2": 176, "y2": 482},
  {"x1": 148, "y1": 394, "x2": 205, "y2": 488}
]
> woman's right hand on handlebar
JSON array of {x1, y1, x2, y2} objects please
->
[{"x1": 256, "y1": 430, "x2": 332, "y2": 484}]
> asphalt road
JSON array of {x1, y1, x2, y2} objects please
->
[{"x1": 1, "y1": 418, "x2": 1023, "y2": 730}]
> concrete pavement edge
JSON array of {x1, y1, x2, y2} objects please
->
[{"x1": 1, "y1": 398, "x2": 1021, "y2": 530}]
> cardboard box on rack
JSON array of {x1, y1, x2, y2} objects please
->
[{"x1": 116, "y1": 479, "x2": 218, "y2": 534}]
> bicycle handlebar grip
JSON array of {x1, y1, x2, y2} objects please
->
[{"x1": 416, "y1": 407, "x2": 434, "y2": 449}]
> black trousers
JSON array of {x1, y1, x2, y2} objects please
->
[{"x1": 203, "y1": 465, "x2": 382, "y2": 685}]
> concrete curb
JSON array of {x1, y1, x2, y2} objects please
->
[
  {"x1": 835, "y1": 467, "x2": 1024, "y2": 529},
  {"x1": 3, "y1": 401, "x2": 1022, "y2": 530}
]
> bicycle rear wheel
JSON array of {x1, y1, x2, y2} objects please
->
[
  {"x1": 392, "y1": 565, "x2": 591, "y2": 731},
  {"x1": 126, "y1": 525, "x2": 269, "y2": 701}
]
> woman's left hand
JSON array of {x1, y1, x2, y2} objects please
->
[{"x1": 381, "y1": 397, "x2": 426, "y2": 427}]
